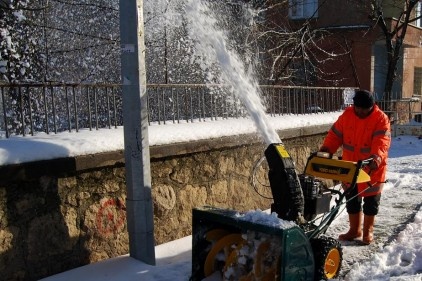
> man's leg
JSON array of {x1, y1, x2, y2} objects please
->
[
  {"x1": 362, "y1": 193, "x2": 381, "y2": 244},
  {"x1": 339, "y1": 186, "x2": 363, "y2": 241}
]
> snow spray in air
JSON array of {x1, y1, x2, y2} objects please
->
[{"x1": 185, "y1": 0, "x2": 281, "y2": 145}]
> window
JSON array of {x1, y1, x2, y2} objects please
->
[
  {"x1": 414, "y1": 67, "x2": 422, "y2": 96},
  {"x1": 289, "y1": 0, "x2": 318, "y2": 20}
]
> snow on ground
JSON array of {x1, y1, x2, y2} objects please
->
[
  {"x1": 1, "y1": 113, "x2": 421, "y2": 280},
  {"x1": 0, "y1": 112, "x2": 340, "y2": 165}
]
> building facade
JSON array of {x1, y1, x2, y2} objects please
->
[{"x1": 279, "y1": 0, "x2": 422, "y2": 102}]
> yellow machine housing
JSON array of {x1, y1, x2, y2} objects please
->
[{"x1": 305, "y1": 155, "x2": 371, "y2": 183}]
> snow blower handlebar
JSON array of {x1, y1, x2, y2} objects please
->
[
  {"x1": 304, "y1": 153, "x2": 372, "y2": 184},
  {"x1": 305, "y1": 154, "x2": 373, "y2": 239}
]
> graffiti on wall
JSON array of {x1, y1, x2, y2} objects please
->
[{"x1": 96, "y1": 198, "x2": 126, "y2": 237}]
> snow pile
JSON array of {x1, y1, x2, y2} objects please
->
[
  {"x1": 236, "y1": 209, "x2": 296, "y2": 229},
  {"x1": 0, "y1": 113, "x2": 341, "y2": 166},
  {"x1": 344, "y1": 209, "x2": 422, "y2": 280}
]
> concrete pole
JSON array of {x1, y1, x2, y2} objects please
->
[{"x1": 119, "y1": 0, "x2": 155, "y2": 265}]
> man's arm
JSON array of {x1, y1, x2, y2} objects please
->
[
  {"x1": 320, "y1": 115, "x2": 344, "y2": 154},
  {"x1": 369, "y1": 114, "x2": 391, "y2": 169}
]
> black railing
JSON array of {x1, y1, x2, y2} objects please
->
[
  {"x1": 0, "y1": 83, "x2": 361, "y2": 138},
  {"x1": 0, "y1": 83, "x2": 122, "y2": 138},
  {"x1": 377, "y1": 98, "x2": 422, "y2": 124}
]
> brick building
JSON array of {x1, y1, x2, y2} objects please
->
[{"x1": 271, "y1": 0, "x2": 422, "y2": 102}]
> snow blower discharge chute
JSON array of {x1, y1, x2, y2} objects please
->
[{"x1": 191, "y1": 143, "x2": 372, "y2": 281}]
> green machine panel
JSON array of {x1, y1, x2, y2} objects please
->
[{"x1": 191, "y1": 206, "x2": 314, "y2": 281}]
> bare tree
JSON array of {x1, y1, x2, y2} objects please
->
[
  {"x1": 370, "y1": 0, "x2": 422, "y2": 101},
  {"x1": 1, "y1": 0, "x2": 121, "y2": 84},
  {"x1": 0, "y1": 0, "x2": 41, "y2": 82},
  {"x1": 34, "y1": 0, "x2": 120, "y2": 83},
  {"x1": 243, "y1": 0, "x2": 350, "y2": 86},
  {"x1": 0, "y1": 0, "x2": 45, "y2": 135}
]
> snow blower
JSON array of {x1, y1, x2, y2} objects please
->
[{"x1": 191, "y1": 143, "x2": 372, "y2": 281}]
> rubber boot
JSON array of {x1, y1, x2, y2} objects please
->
[
  {"x1": 362, "y1": 215, "x2": 375, "y2": 245},
  {"x1": 338, "y1": 212, "x2": 362, "y2": 241}
]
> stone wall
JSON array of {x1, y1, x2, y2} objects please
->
[{"x1": 0, "y1": 124, "x2": 329, "y2": 281}]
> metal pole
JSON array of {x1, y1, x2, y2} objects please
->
[{"x1": 119, "y1": 0, "x2": 155, "y2": 265}]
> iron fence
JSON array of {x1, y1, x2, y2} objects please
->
[
  {"x1": 377, "y1": 98, "x2": 422, "y2": 124},
  {"x1": 0, "y1": 84, "x2": 123, "y2": 138},
  {"x1": 260, "y1": 85, "x2": 345, "y2": 115},
  {"x1": 2, "y1": 83, "x2": 419, "y2": 138}
]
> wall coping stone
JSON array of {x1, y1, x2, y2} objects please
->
[{"x1": 0, "y1": 124, "x2": 330, "y2": 182}]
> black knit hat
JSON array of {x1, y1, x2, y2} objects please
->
[{"x1": 353, "y1": 90, "x2": 375, "y2": 108}]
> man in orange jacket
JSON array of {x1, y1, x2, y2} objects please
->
[{"x1": 320, "y1": 89, "x2": 391, "y2": 244}]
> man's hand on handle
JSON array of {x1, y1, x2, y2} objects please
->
[{"x1": 368, "y1": 154, "x2": 381, "y2": 170}]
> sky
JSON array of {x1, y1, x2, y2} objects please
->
[{"x1": 1, "y1": 112, "x2": 421, "y2": 281}]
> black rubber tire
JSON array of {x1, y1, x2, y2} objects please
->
[{"x1": 311, "y1": 236, "x2": 343, "y2": 280}]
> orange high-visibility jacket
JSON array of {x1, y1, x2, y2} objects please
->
[{"x1": 321, "y1": 105, "x2": 391, "y2": 196}]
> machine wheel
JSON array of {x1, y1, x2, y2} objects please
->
[
  {"x1": 311, "y1": 236, "x2": 342, "y2": 280},
  {"x1": 203, "y1": 233, "x2": 245, "y2": 277}
]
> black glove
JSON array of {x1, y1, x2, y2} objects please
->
[
  {"x1": 368, "y1": 154, "x2": 381, "y2": 170},
  {"x1": 319, "y1": 146, "x2": 330, "y2": 153}
]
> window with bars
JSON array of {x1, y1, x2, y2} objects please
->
[{"x1": 289, "y1": 0, "x2": 318, "y2": 20}]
